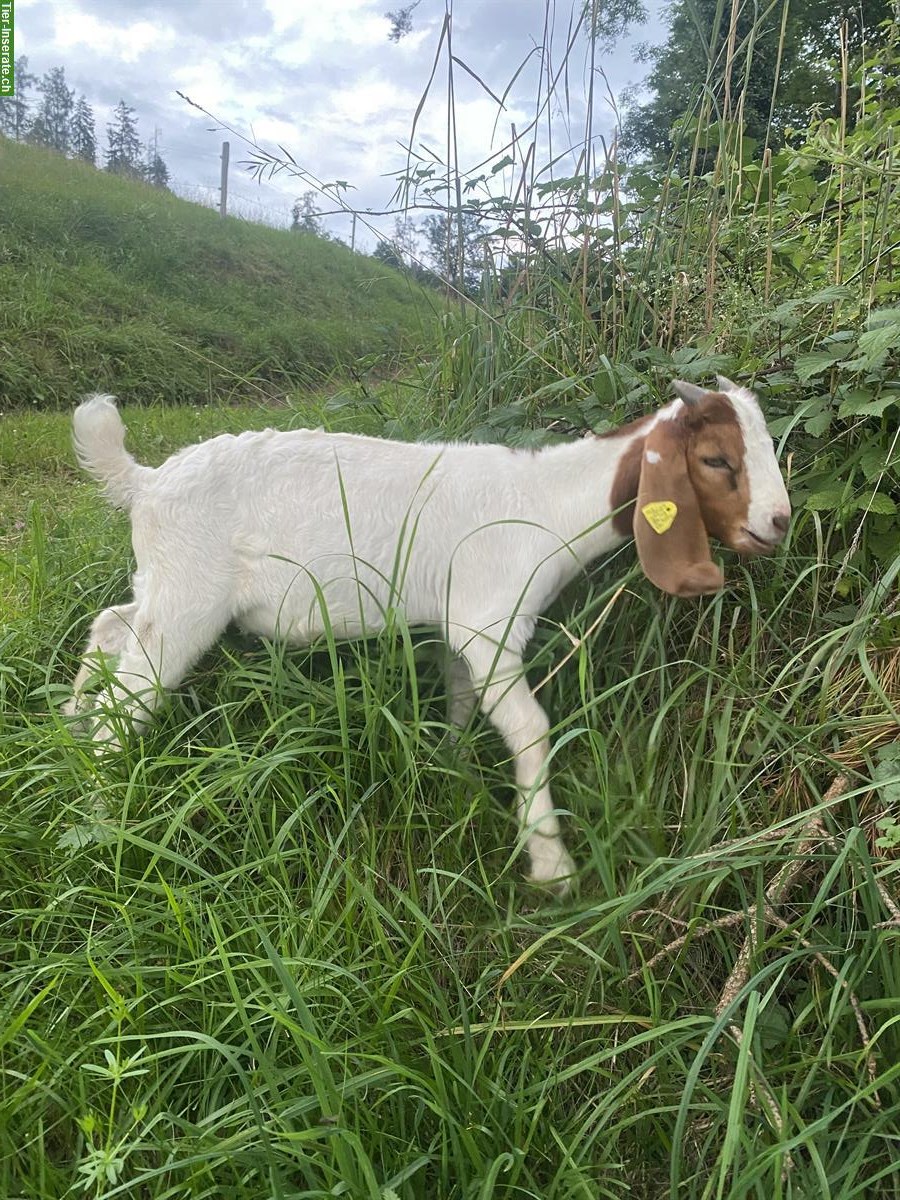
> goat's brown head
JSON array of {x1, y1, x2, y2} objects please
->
[{"x1": 613, "y1": 376, "x2": 791, "y2": 598}]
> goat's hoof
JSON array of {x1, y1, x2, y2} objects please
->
[
  {"x1": 527, "y1": 840, "x2": 576, "y2": 896},
  {"x1": 61, "y1": 697, "x2": 90, "y2": 734}
]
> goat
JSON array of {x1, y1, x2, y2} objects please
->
[{"x1": 65, "y1": 377, "x2": 791, "y2": 891}]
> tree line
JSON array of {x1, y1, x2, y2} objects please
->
[
  {"x1": 617, "y1": 0, "x2": 894, "y2": 162},
  {"x1": 386, "y1": 0, "x2": 893, "y2": 165},
  {"x1": 369, "y1": 0, "x2": 896, "y2": 296},
  {"x1": 0, "y1": 53, "x2": 475, "y2": 289},
  {"x1": 0, "y1": 58, "x2": 170, "y2": 187},
  {"x1": 289, "y1": 186, "x2": 483, "y2": 295},
  {"x1": 371, "y1": 211, "x2": 485, "y2": 295}
]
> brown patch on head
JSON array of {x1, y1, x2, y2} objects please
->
[
  {"x1": 607, "y1": 391, "x2": 758, "y2": 560},
  {"x1": 603, "y1": 388, "x2": 764, "y2": 596},
  {"x1": 684, "y1": 391, "x2": 735, "y2": 428},
  {"x1": 609, "y1": 437, "x2": 644, "y2": 536},
  {"x1": 682, "y1": 392, "x2": 751, "y2": 546}
]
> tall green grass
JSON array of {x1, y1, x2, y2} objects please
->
[
  {"x1": 376, "y1": 0, "x2": 899, "y2": 587},
  {"x1": 1, "y1": 387, "x2": 898, "y2": 1198}
]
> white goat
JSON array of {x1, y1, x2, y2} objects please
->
[{"x1": 66, "y1": 378, "x2": 790, "y2": 890}]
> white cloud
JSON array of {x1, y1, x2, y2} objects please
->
[
  {"x1": 267, "y1": 0, "x2": 389, "y2": 60},
  {"x1": 61, "y1": 13, "x2": 176, "y2": 62},
  {"x1": 16, "y1": 0, "x2": 671, "y2": 250}
]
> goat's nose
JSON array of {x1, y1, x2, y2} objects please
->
[{"x1": 772, "y1": 511, "x2": 791, "y2": 535}]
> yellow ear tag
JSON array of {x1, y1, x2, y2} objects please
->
[{"x1": 641, "y1": 501, "x2": 678, "y2": 534}]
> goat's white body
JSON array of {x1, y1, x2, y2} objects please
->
[
  {"x1": 136, "y1": 426, "x2": 631, "y2": 650},
  {"x1": 69, "y1": 396, "x2": 644, "y2": 890}
]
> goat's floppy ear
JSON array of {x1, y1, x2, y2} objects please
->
[{"x1": 634, "y1": 419, "x2": 725, "y2": 597}]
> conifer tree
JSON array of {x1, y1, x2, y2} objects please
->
[
  {"x1": 28, "y1": 66, "x2": 74, "y2": 153},
  {"x1": 0, "y1": 56, "x2": 36, "y2": 140},
  {"x1": 146, "y1": 151, "x2": 170, "y2": 188},
  {"x1": 291, "y1": 191, "x2": 325, "y2": 235},
  {"x1": 105, "y1": 100, "x2": 142, "y2": 178},
  {"x1": 142, "y1": 128, "x2": 170, "y2": 188},
  {"x1": 70, "y1": 95, "x2": 97, "y2": 165},
  {"x1": 423, "y1": 211, "x2": 483, "y2": 295}
]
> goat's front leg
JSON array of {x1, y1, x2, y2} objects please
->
[
  {"x1": 446, "y1": 652, "x2": 478, "y2": 733},
  {"x1": 88, "y1": 592, "x2": 230, "y2": 749},
  {"x1": 459, "y1": 638, "x2": 576, "y2": 892},
  {"x1": 64, "y1": 602, "x2": 139, "y2": 722}
]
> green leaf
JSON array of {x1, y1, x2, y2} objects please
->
[
  {"x1": 805, "y1": 487, "x2": 847, "y2": 512},
  {"x1": 635, "y1": 347, "x2": 674, "y2": 370},
  {"x1": 837, "y1": 390, "x2": 900, "y2": 419},
  {"x1": 803, "y1": 411, "x2": 832, "y2": 436},
  {"x1": 767, "y1": 415, "x2": 796, "y2": 437},
  {"x1": 527, "y1": 379, "x2": 580, "y2": 403},
  {"x1": 794, "y1": 347, "x2": 850, "y2": 381},
  {"x1": 756, "y1": 1002, "x2": 791, "y2": 1049},
  {"x1": 768, "y1": 285, "x2": 853, "y2": 325},
  {"x1": 873, "y1": 756, "x2": 900, "y2": 807},
  {"x1": 806, "y1": 285, "x2": 856, "y2": 306},
  {"x1": 860, "y1": 446, "x2": 892, "y2": 480},
  {"x1": 876, "y1": 830, "x2": 900, "y2": 850},
  {"x1": 863, "y1": 305, "x2": 900, "y2": 329},
  {"x1": 857, "y1": 493, "x2": 897, "y2": 515},
  {"x1": 483, "y1": 403, "x2": 527, "y2": 429},
  {"x1": 670, "y1": 348, "x2": 732, "y2": 380},
  {"x1": 57, "y1": 821, "x2": 118, "y2": 852},
  {"x1": 868, "y1": 525, "x2": 900, "y2": 565},
  {"x1": 857, "y1": 324, "x2": 900, "y2": 366}
]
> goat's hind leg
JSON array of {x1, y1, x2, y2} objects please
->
[{"x1": 446, "y1": 652, "x2": 478, "y2": 735}]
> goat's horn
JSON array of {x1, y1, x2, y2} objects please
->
[{"x1": 671, "y1": 380, "x2": 708, "y2": 406}]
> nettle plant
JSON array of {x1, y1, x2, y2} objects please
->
[
  {"x1": 745, "y1": 43, "x2": 900, "y2": 570},
  {"x1": 755, "y1": 297, "x2": 900, "y2": 570},
  {"x1": 605, "y1": 41, "x2": 900, "y2": 572}
]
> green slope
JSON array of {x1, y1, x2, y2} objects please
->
[{"x1": 0, "y1": 139, "x2": 434, "y2": 407}]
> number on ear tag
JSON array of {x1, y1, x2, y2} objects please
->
[{"x1": 641, "y1": 501, "x2": 678, "y2": 534}]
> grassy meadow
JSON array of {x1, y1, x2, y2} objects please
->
[
  {"x1": 2, "y1": 6, "x2": 900, "y2": 1197},
  {"x1": 1, "y1": 377, "x2": 898, "y2": 1199}
]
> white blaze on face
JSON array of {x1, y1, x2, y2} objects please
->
[
  {"x1": 718, "y1": 380, "x2": 790, "y2": 535},
  {"x1": 645, "y1": 449, "x2": 662, "y2": 464}
]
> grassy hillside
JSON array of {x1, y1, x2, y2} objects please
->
[{"x1": 0, "y1": 139, "x2": 435, "y2": 408}]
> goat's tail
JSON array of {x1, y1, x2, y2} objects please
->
[{"x1": 73, "y1": 394, "x2": 153, "y2": 511}]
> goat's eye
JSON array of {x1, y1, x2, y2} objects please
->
[{"x1": 702, "y1": 456, "x2": 731, "y2": 470}]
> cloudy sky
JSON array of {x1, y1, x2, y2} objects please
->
[{"x1": 16, "y1": 0, "x2": 670, "y2": 250}]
